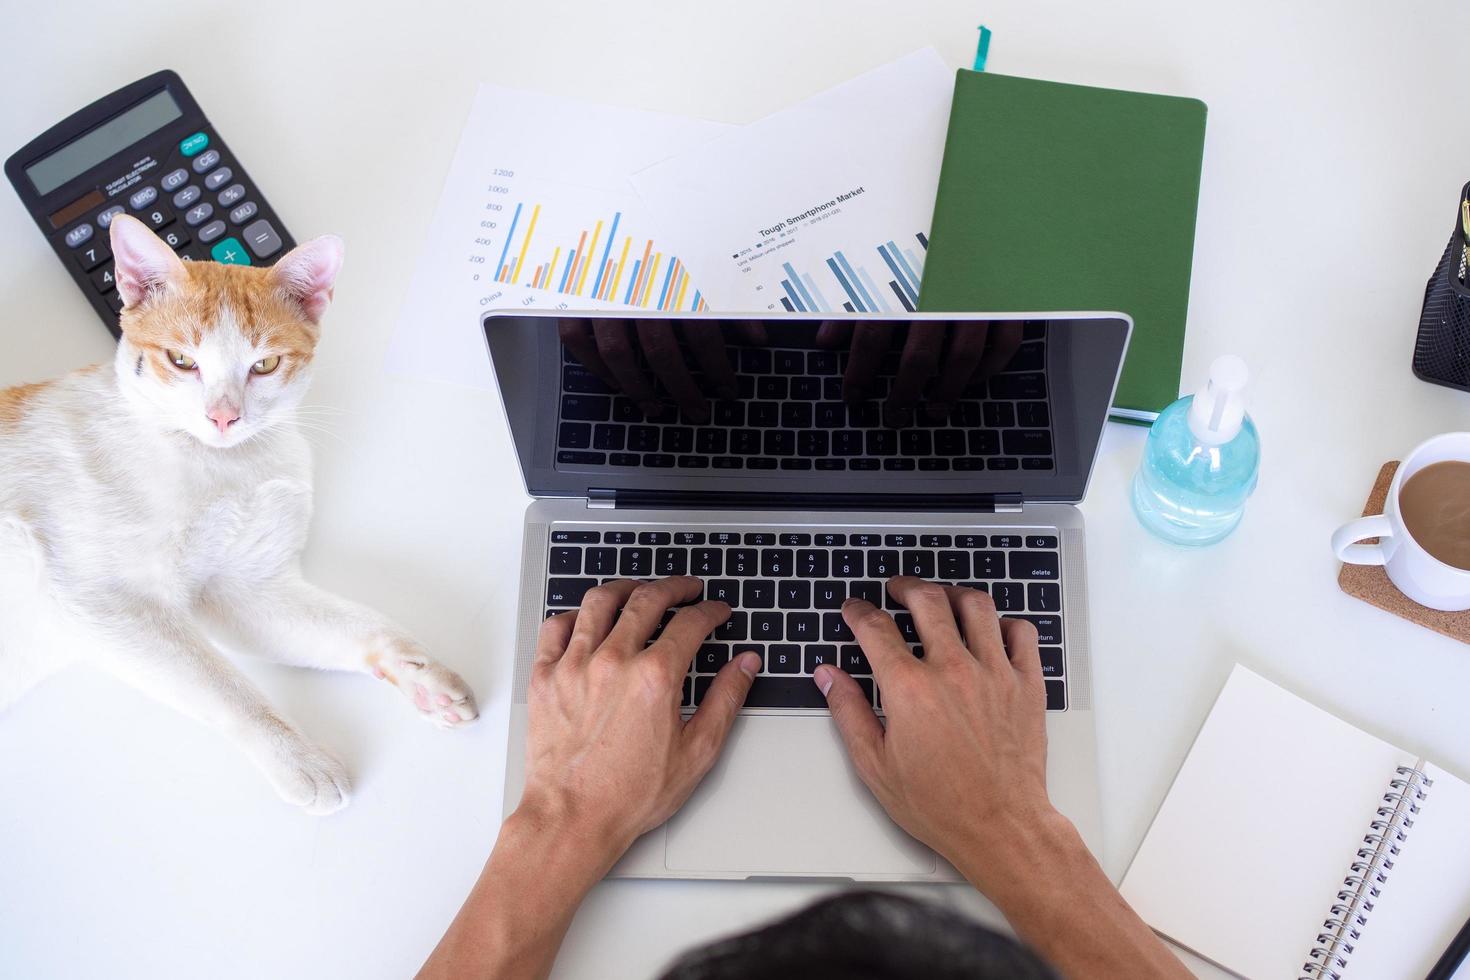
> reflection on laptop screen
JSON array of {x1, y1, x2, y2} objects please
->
[
  {"x1": 557, "y1": 320, "x2": 1054, "y2": 472},
  {"x1": 485, "y1": 315, "x2": 1129, "y2": 504}
]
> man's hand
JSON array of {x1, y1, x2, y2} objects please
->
[
  {"x1": 814, "y1": 577, "x2": 1190, "y2": 979},
  {"x1": 558, "y1": 318, "x2": 767, "y2": 423},
  {"x1": 420, "y1": 577, "x2": 757, "y2": 980},
  {"x1": 814, "y1": 578, "x2": 1052, "y2": 874},
  {"x1": 521, "y1": 576, "x2": 760, "y2": 853}
]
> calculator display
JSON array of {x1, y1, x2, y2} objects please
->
[{"x1": 25, "y1": 90, "x2": 182, "y2": 195}]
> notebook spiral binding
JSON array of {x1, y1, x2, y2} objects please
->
[{"x1": 1300, "y1": 766, "x2": 1434, "y2": 980}]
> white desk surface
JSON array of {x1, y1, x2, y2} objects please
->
[{"x1": 4, "y1": 1, "x2": 1470, "y2": 977}]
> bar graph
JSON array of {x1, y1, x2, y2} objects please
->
[
  {"x1": 487, "y1": 201, "x2": 708, "y2": 312},
  {"x1": 775, "y1": 232, "x2": 929, "y2": 314}
]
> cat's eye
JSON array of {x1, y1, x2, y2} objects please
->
[
  {"x1": 251, "y1": 355, "x2": 281, "y2": 376},
  {"x1": 166, "y1": 350, "x2": 197, "y2": 371}
]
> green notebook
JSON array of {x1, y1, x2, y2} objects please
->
[{"x1": 918, "y1": 70, "x2": 1207, "y2": 422}]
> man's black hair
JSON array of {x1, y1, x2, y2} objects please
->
[{"x1": 657, "y1": 891, "x2": 1057, "y2": 980}]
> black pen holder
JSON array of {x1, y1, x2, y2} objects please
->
[{"x1": 1412, "y1": 181, "x2": 1470, "y2": 392}]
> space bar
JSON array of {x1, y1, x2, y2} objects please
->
[{"x1": 744, "y1": 676, "x2": 828, "y2": 708}]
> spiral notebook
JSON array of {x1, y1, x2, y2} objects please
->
[{"x1": 1120, "y1": 665, "x2": 1470, "y2": 979}]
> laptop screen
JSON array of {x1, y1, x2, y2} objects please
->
[{"x1": 484, "y1": 313, "x2": 1130, "y2": 504}]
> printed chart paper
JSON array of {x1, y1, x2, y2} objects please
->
[
  {"x1": 388, "y1": 85, "x2": 732, "y2": 388},
  {"x1": 629, "y1": 48, "x2": 953, "y2": 315}
]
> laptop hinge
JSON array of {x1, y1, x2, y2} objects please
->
[{"x1": 587, "y1": 489, "x2": 1025, "y2": 513}]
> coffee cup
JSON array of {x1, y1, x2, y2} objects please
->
[{"x1": 1332, "y1": 432, "x2": 1470, "y2": 612}]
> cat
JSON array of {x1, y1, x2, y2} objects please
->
[{"x1": 0, "y1": 214, "x2": 477, "y2": 814}]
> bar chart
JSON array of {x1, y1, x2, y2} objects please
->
[
  {"x1": 388, "y1": 82, "x2": 732, "y2": 388},
  {"x1": 628, "y1": 50, "x2": 951, "y2": 316},
  {"x1": 488, "y1": 202, "x2": 707, "y2": 312},
  {"x1": 775, "y1": 232, "x2": 929, "y2": 313}
]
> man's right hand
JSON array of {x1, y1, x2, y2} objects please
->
[
  {"x1": 815, "y1": 577, "x2": 1191, "y2": 979},
  {"x1": 813, "y1": 578, "x2": 1058, "y2": 882}
]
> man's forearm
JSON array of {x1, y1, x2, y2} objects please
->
[
  {"x1": 949, "y1": 812, "x2": 1189, "y2": 979},
  {"x1": 417, "y1": 806, "x2": 621, "y2": 980}
]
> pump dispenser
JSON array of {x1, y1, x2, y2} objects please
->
[
  {"x1": 1132, "y1": 355, "x2": 1261, "y2": 545},
  {"x1": 1187, "y1": 355, "x2": 1249, "y2": 446}
]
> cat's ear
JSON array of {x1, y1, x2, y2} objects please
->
[
  {"x1": 270, "y1": 235, "x2": 344, "y2": 323},
  {"x1": 110, "y1": 214, "x2": 188, "y2": 307}
]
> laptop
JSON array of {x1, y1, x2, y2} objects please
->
[{"x1": 486, "y1": 311, "x2": 1130, "y2": 881}]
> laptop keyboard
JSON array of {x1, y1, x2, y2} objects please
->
[
  {"x1": 554, "y1": 324, "x2": 1056, "y2": 473},
  {"x1": 544, "y1": 526, "x2": 1067, "y2": 713}
]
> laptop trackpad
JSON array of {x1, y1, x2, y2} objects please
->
[{"x1": 665, "y1": 715, "x2": 937, "y2": 876}]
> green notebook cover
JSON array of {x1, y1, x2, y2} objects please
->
[{"x1": 918, "y1": 70, "x2": 1207, "y2": 421}]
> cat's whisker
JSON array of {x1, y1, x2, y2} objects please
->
[
  {"x1": 291, "y1": 420, "x2": 339, "y2": 431},
  {"x1": 273, "y1": 418, "x2": 346, "y2": 446},
  {"x1": 258, "y1": 425, "x2": 328, "y2": 455},
  {"x1": 286, "y1": 428, "x2": 341, "y2": 447},
  {"x1": 279, "y1": 413, "x2": 342, "y2": 433}
]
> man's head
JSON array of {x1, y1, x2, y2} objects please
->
[{"x1": 658, "y1": 892, "x2": 1057, "y2": 980}]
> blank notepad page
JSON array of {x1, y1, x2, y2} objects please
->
[{"x1": 1119, "y1": 665, "x2": 1418, "y2": 978}]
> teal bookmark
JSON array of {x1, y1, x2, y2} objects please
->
[{"x1": 973, "y1": 24, "x2": 992, "y2": 71}]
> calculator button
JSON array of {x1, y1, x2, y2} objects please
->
[
  {"x1": 141, "y1": 206, "x2": 174, "y2": 231},
  {"x1": 97, "y1": 205, "x2": 126, "y2": 229},
  {"x1": 198, "y1": 220, "x2": 227, "y2": 243},
  {"x1": 241, "y1": 219, "x2": 283, "y2": 259},
  {"x1": 184, "y1": 203, "x2": 214, "y2": 226},
  {"x1": 64, "y1": 223, "x2": 94, "y2": 248},
  {"x1": 161, "y1": 228, "x2": 190, "y2": 250},
  {"x1": 179, "y1": 132, "x2": 209, "y2": 157},
  {"x1": 128, "y1": 186, "x2": 157, "y2": 210},
  {"x1": 210, "y1": 237, "x2": 252, "y2": 266},
  {"x1": 160, "y1": 168, "x2": 189, "y2": 192},
  {"x1": 105, "y1": 292, "x2": 126, "y2": 313},
  {"x1": 203, "y1": 167, "x2": 232, "y2": 191},
  {"x1": 228, "y1": 201, "x2": 258, "y2": 225},
  {"x1": 173, "y1": 185, "x2": 201, "y2": 208},
  {"x1": 217, "y1": 183, "x2": 246, "y2": 207},
  {"x1": 176, "y1": 250, "x2": 201, "y2": 262},
  {"x1": 73, "y1": 241, "x2": 110, "y2": 272},
  {"x1": 191, "y1": 148, "x2": 220, "y2": 173},
  {"x1": 90, "y1": 265, "x2": 116, "y2": 293}
]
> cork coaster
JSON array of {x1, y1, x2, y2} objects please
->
[{"x1": 1337, "y1": 461, "x2": 1470, "y2": 644}]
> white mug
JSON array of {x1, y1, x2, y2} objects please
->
[{"x1": 1332, "y1": 432, "x2": 1470, "y2": 612}]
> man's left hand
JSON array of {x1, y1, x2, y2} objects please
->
[{"x1": 519, "y1": 576, "x2": 759, "y2": 857}]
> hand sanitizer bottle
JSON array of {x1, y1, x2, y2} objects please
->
[{"x1": 1131, "y1": 355, "x2": 1260, "y2": 546}]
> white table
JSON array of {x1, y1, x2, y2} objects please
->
[{"x1": 3, "y1": 1, "x2": 1469, "y2": 976}]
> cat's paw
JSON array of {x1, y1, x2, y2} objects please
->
[
  {"x1": 262, "y1": 736, "x2": 351, "y2": 815},
  {"x1": 374, "y1": 645, "x2": 478, "y2": 730}
]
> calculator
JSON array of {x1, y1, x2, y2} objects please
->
[{"x1": 5, "y1": 70, "x2": 295, "y2": 338}]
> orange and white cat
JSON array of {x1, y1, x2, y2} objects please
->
[{"x1": 0, "y1": 214, "x2": 476, "y2": 814}]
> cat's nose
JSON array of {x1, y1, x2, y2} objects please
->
[{"x1": 206, "y1": 406, "x2": 241, "y2": 434}]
